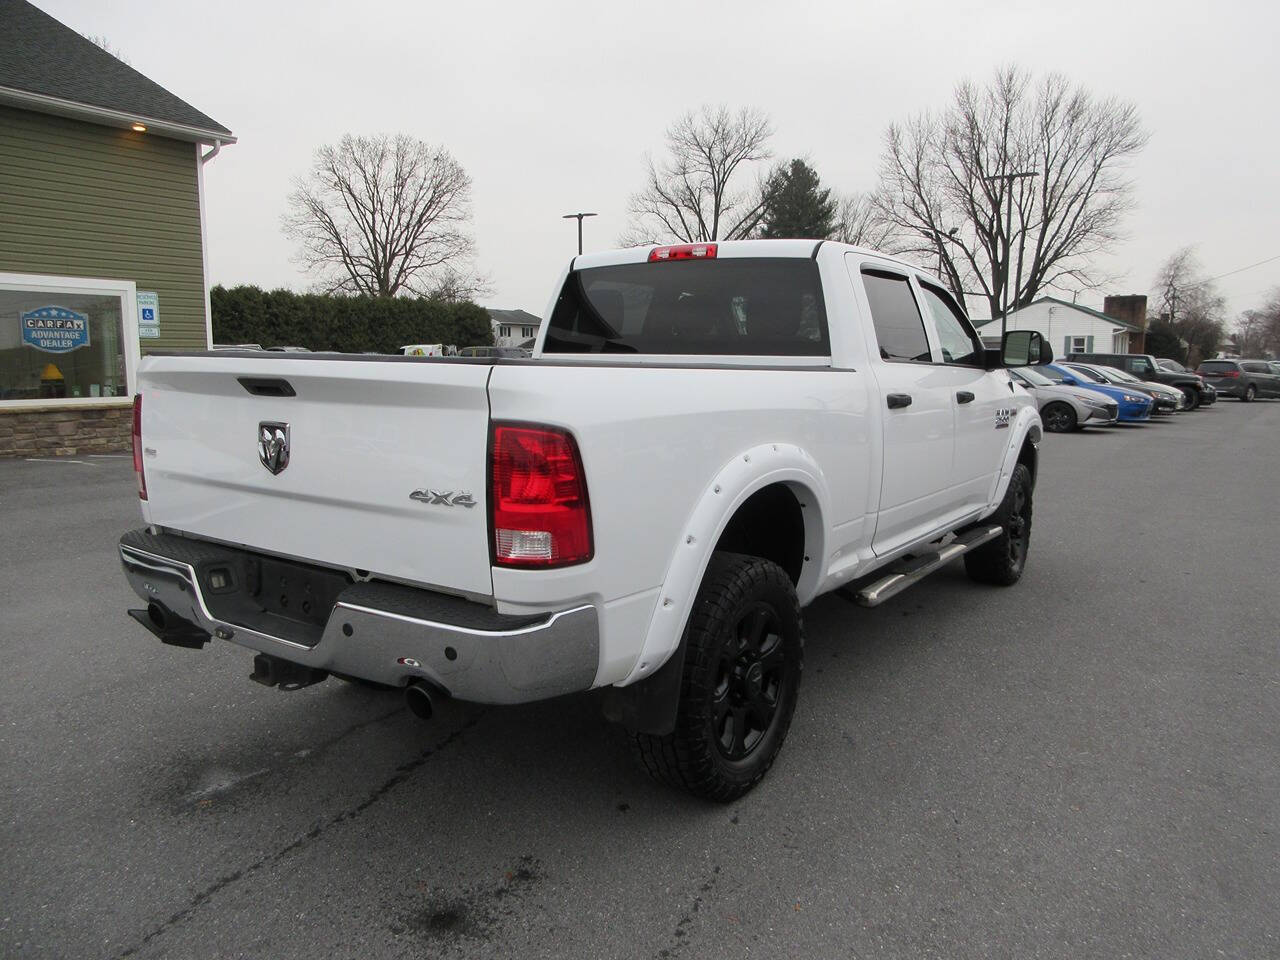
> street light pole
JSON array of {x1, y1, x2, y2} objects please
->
[
  {"x1": 562, "y1": 212, "x2": 598, "y2": 255},
  {"x1": 983, "y1": 171, "x2": 1036, "y2": 340}
]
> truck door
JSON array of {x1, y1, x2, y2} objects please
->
[
  {"x1": 912, "y1": 280, "x2": 1012, "y2": 515},
  {"x1": 852, "y1": 263, "x2": 956, "y2": 556}
]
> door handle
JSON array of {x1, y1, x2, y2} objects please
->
[
  {"x1": 886, "y1": 393, "x2": 913, "y2": 409},
  {"x1": 956, "y1": 391, "x2": 975, "y2": 404}
]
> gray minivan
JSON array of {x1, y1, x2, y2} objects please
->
[{"x1": 1195, "y1": 360, "x2": 1280, "y2": 401}]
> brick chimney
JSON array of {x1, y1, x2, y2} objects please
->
[{"x1": 1103, "y1": 295, "x2": 1148, "y2": 353}]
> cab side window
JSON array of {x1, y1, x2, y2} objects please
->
[
  {"x1": 918, "y1": 282, "x2": 981, "y2": 366},
  {"x1": 861, "y1": 270, "x2": 931, "y2": 362},
  {"x1": 1125, "y1": 357, "x2": 1155, "y2": 377}
]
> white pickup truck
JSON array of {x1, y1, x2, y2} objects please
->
[{"x1": 120, "y1": 239, "x2": 1050, "y2": 801}]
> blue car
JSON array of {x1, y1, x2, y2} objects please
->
[{"x1": 1033, "y1": 364, "x2": 1153, "y2": 422}]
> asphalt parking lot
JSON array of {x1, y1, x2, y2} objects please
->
[{"x1": 2, "y1": 403, "x2": 1277, "y2": 960}]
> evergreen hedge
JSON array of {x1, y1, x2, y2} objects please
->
[{"x1": 210, "y1": 286, "x2": 494, "y2": 353}]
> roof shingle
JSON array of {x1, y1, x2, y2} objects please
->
[{"x1": 0, "y1": 0, "x2": 232, "y2": 138}]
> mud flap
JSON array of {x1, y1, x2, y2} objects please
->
[{"x1": 600, "y1": 640, "x2": 688, "y2": 735}]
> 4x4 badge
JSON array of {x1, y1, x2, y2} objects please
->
[
  {"x1": 410, "y1": 489, "x2": 477, "y2": 508},
  {"x1": 258, "y1": 422, "x2": 290, "y2": 475}
]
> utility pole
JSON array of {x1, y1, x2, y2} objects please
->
[
  {"x1": 983, "y1": 171, "x2": 1037, "y2": 340},
  {"x1": 562, "y1": 212, "x2": 597, "y2": 255}
]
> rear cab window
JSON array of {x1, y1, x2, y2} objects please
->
[{"x1": 542, "y1": 258, "x2": 829, "y2": 356}]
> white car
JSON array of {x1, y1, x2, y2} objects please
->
[
  {"x1": 120, "y1": 239, "x2": 1046, "y2": 800},
  {"x1": 1009, "y1": 366, "x2": 1118, "y2": 431}
]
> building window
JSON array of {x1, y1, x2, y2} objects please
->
[
  {"x1": 521, "y1": 325, "x2": 534, "y2": 338},
  {"x1": 499, "y1": 325, "x2": 511, "y2": 339},
  {"x1": 1, "y1": 275, "x2": 138, "y2": 404},
  {"x1": 1070, "y1": 335, "x2": 1087, "y2": 355}
]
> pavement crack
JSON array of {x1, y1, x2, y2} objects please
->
[
  {"x1": 656, "y1": 863, "x2": 720, "y2": 958},
  {"x1": 117, "y1": 712, "x2": 484, "y2": 958}
]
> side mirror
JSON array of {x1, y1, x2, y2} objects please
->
[{"x1": 1000, "y1": 330, "x2": 1052, "y2": 367}]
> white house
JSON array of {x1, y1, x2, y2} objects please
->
[
  {"x1": 975, "y1": 296, "x2": 1144, "y2": 358},
  {"x1": 487, "y1": 308, "x2": 542, "y2": 347}
]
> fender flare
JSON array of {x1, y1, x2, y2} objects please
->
[
  {"x1": 618, "y1": 442, "x2": 830, "y2": 686},
  {"x1": 987, "y1": 407, "x2": 1042, "y2": 512}
]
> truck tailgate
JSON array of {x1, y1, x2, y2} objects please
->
[{"x1": 137, "y1": 355, "x2": 494, "y2": 598}]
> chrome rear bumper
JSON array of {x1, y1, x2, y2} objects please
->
[{"x1": 119, "y1": 529, "x2": 599, "y2": 704}]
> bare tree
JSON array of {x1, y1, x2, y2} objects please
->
[
  {"x1": 85, "y1": 34, "x2": 130, "y2": 65},
  {"x1": 622, "y1": 105, "x2": 775, "y2": 245},
  {"x1": 1152, "y1": 247, "x2": 1226, "y2": 363},
  {"x1": 283, "y1": 134, "x2": 484, "y2": 299},
  {"x1": 1234, "y1": 288, "x2": 1280, "y2": 358},
  {"x1": 832, "y1": 192, "x2": 896, "y2": 250},
  {"x1": 873, "y1": 67, "x2": 1148, "y2": 319}
]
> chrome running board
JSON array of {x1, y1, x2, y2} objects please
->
[{"x1": 851, "y1": 525, "x2": 1003, "y2": 607}]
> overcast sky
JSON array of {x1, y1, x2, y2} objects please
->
[{"x1": 42, "y1": 0, "x2": 1280, "y2": 321}]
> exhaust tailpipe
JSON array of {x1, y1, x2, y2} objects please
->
[{"x1": 405, "y1": 680, "x2": 434, "y2": 721}]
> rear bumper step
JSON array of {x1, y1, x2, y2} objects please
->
[
  {"x1": 118, "y1": 529, "x2": 600, "y2": 704},
  {"x1": 849, "y1": 525, "x2": 1003, "y2": 607}
]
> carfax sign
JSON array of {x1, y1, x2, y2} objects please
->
[{"x1": 21, "y1": 306, "x2": 90, "y2": 353}]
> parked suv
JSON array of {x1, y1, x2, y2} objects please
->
[
  {"x1": 1197, "y1": 359, "x2": 1280, "y2": 401},
  {"x1": 1066, "y1": 352, "x2": 1210, "y2": 409}
]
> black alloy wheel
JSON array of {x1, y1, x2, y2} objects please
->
[
  {"x1": 965, "y1": 462, "x2": 1033, "y2": 586},
  {"x1": 712, "y1": 604, "x2": 786, "y2": 761},
  {"x1": 1041, "y1": 402, "x2": 1077, "y2": 433},
  {"x1": 1005, "y1": 480, "x2": 1030, "y2": 571}
]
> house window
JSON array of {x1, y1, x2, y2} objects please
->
[
  {"x1": 499, "y1": 325, "x2": 511, "y2": 339},
  {"x1": 1, "y1": 274, "x2": 138, "y2": 404},
  {"x1": 1070, "y1": 335, "x2": 1087, "y2": 355},
  {"x1": 521, "y1": 325, "x2": 534, "y2": 338}
]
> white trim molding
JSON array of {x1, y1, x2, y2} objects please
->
[
  {"x1": 0, "y1": 85, "x2": 236, "y2": 146},
  {"x1": 0, "y1": 271, "x2": 140, "y2": 405}
]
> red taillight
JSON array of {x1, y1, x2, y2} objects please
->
[
  {"x1": 648, "y1": 243, "x2": 717, "y2": 262},
  {"x1": 489, "y1": 423, "x2": 592, "y2": 568},
  {"x1": 131, "y1": 393, "x2": 147, "y2": 500}
]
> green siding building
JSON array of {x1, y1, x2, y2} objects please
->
[{"x1": 0, "y1": 0, "x2": 234, "y2": 456}]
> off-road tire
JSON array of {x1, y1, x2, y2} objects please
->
[
  {"x1": 631, "y1": 553, "x2": 803, "y2": 802},
  {"x1": 964, "y1": 463, "x2": 1033, "y2": 586},
  {"x1": 1041, "y1": 402, "x2": 1077, "y2": 433}
]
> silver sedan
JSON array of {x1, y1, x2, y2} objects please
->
[{"x1": 1010, "y1": 367, "x2": 1119, "y2": 432}]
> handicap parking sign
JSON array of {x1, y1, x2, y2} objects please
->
[{"x1": 137, "y1": 291, "x2": 160, "y2": 339}]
